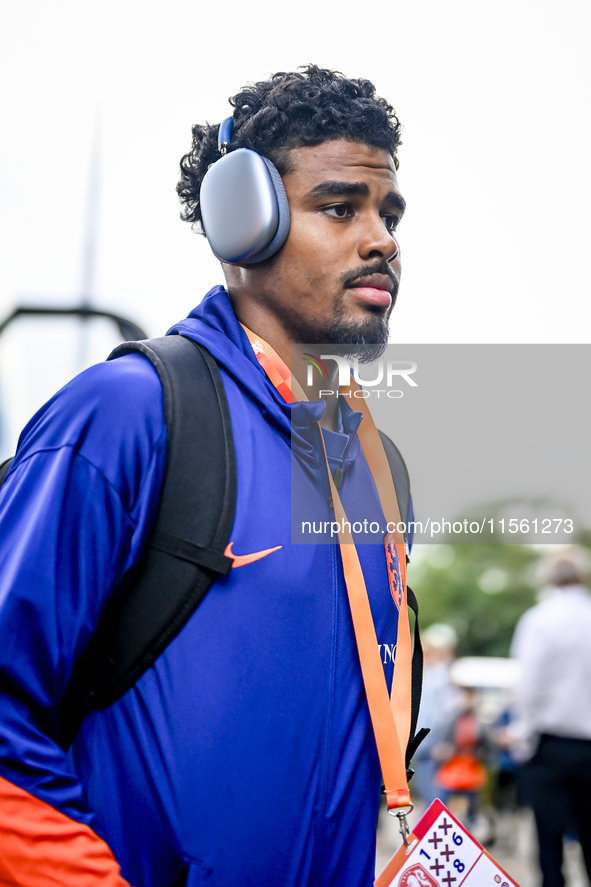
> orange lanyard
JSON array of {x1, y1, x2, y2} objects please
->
[{"x1": 241, "y1": 325, "x2": 412, "y2": 810}]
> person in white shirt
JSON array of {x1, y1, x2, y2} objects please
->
[{"x1": 511, "y1": 546, "x2": 591, "y2": 887}]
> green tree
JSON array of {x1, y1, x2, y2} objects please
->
[{"x1": 408, "y1": 544, "x2": 540, "y2": 657}]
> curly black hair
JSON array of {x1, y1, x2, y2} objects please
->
[{"x1": 177, "y1": 64, "x2": 402, "y2": 231}]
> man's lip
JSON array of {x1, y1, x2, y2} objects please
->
[
  {"x1": 348, "y1": 286, "x2": 392, "y2": 308},
  {"x1": 348, "y1": 273, "x2": 394, "y2": 293},
  {"x1": 347, "y1": 274, "x2": 393, "y2": 308}
]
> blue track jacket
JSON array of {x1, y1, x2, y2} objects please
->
[{"x1": 0, "y1": 287, "x2": 404, "y2": 887}]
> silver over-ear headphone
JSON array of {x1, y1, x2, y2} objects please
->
[{"x1": 199, "y1": 117, "x2": 290, "y2": 264}]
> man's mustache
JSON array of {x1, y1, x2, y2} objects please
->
[{"x1": 340, "y1": 261, "x2": 400, "y2": 303}]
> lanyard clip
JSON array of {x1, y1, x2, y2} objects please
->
[{"x1": 391, "y1": 804, "x2": 414, "y2": 847}]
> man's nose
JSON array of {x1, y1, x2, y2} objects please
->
[{"x1": 359, "y1": 218, "x2": 400, "y2": 264}]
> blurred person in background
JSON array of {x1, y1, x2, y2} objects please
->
[
  {"x1": 511, "y1": 546, "x2": 591, "y2": 887},
  {"x1": 433, "y1": 686, "x2": 490, "y2": 833},
  {"x1": 489, "y1": 703, "x2": 522, "y2": 851},
  {"x1": 413, "y1": 623, "x2": 461, "y2": 806}
]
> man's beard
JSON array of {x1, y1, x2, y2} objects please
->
[
  {"x1": 318, "y1": 304, "x2": 390, "y2": 362},
  {"x1": 294, "y1": 261, "x2": 398, "y2": 363}
]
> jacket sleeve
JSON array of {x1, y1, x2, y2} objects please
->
[
  {"x1": 0, "y1": 775, "x2": 131, "y2": 887},
  {"x1": 0, "y1": 356, "x2": 167, "y2": 884}
]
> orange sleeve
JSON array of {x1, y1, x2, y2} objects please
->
[{"x1": 0, "y1": 775, "x2": 132, "y2": 887}]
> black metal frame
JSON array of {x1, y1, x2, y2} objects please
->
[{"x1": 0, "y1": 306, "x2": 148, "y2": 342}]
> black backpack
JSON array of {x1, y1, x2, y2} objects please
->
[{"x1": 0, "y1": 334, "x2": 426, "y2": 763}]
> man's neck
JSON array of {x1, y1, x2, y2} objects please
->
[{"x1": 231, "y1": 297, "x2": 341, "y2": 432}]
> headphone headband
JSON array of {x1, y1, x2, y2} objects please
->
[{"x1": 218, "y1": 117, "x2": 234, "y2": 156}]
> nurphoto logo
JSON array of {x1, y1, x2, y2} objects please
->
[{"x1": 306, "y1": 353, "x2": 418, "y2": 399}]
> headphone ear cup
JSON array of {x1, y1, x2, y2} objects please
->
[
  {"x1": 239, "y1": 157, "x2": 290, "y2": 264},
  {"x1": 200, "y1": 149, "x2": 290, "y2": 264}
]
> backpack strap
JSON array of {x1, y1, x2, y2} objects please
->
[
  {"x1": 58, "y1": 334, "x2": 237, "y2": 748},
  {"x1": 378, "y1": 431, "x2": 410, "y2": 546},
  {"x1": 405, "y1": 586, "x2": 429, "y2": 772},
  {"x1": 0, "y1": 458, "x2": 13, "y2": 486},
  {"x1": 377, "y1": 432, "x2": 429, "y2": 773}
]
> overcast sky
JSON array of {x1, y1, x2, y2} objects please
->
[{"x1": 1, "y1": 0, "x2": 590, "y2": 452}]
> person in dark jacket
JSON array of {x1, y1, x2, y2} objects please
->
[{"x1": 0, "y1": 65, "x2": 407, "y2": 886}]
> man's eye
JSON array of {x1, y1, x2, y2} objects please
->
[
  {"x1": 323, "y1": 204, "x2": 352, "y2": 219},
  {"x1": 382, "y1": 215, "x2": 400, "y2": 234}
]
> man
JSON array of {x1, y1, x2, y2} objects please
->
[
  {"x1": 0, "y1": 66, "x2": 407, "y2": 886},
  {"x1": 511, "y1": 547, "x2": 591, "y2": 887}
]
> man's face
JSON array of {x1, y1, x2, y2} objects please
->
[{"x1": 229, "y1": 140, "x2": 404, "y2": 354}]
